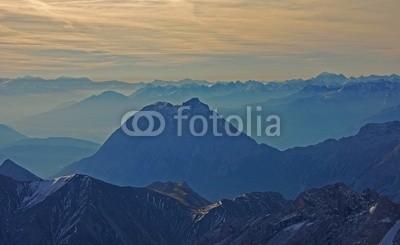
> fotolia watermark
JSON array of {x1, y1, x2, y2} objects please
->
[{"x1": 121, "y1": 106, "x2": 280, "y2": 137}]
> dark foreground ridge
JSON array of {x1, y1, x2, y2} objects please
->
[{"x1": 0, "y1": 170, "x2": 399, "y2": 244}]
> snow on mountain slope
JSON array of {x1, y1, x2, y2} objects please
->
[{"x1": 22, "y1": 175, "x2": 76, "y2": 208}]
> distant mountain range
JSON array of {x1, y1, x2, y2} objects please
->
[
  {"x1": 60, "y1": 98, "x2": 400, "y2": 202},
  {"x1": 13, "y1": 91, "x2": 134, "y2": 143},
  {"x1": 1, "y1": 163, "x2": 399, "y2": 244},
  {"x1": 0, "y1": 76, "x2": 145, "y2": 124},
  {"x1": 0, "y1": 76, "x2": 143, "y2": 95},
  {"x1": 11, "y1": 73, "x2": 400, "y2": 148},
  {"x1": 243, "y1": 78, "x2": 400, "y2": 148},
  {"x1": 0, "y1": 125, "x2": 100, "y2": 178}
]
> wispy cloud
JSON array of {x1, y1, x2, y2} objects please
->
[{"x1": 0, "y1": 0, "x2": 399, "y2": 81}]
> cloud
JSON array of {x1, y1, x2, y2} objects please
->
[{"x1": 0, "y1": 0, "x2": 399, "y2": 81}]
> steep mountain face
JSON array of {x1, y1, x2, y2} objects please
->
[
  {"x1": 279, "y1": 121, "x2": 400, "y2": 201},
  {"x1": 0, "y1": 159, "x2": 41, "y2": 182},
  {"x1": 200, "y1": 184, "x2": 400, "y2": 245},
  {"x1": 61, "y1": 98, "x2": 280, "y2": 200},
  {"x1": 0, "y1": 125, "x2": 28, "y2": 148},
  {"x1": 1, "y1": 175, "x2": 194, "y2": 245},
  {"x1": 1, "y1": 173, "x2": 399, "y2": 244},
  {"x1": 0, "y1": 137, "x2": 100, "y2": 178},
  {"x1": 189, "y1": 191, "x2": 292, "y2": 240},
  {"x1": 0, "y1": 172, "x2": 290, "y2": 245}
]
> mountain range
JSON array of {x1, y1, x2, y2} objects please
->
[
  {"x1": 0, "y1": 76, "x2": 145, "y2": 124},
  {"x1": 61, "y1": 98, "x2": 400, "y2": 202},
  {"x1": 0, "y1": 76, "x2": 143, "y2": 95},
  {"x1": 0, "y1": 163, "x2": 399, "y2": 244},
  {"x1": 11, "y1": 73, "x2": 400, "y2": 149},
  {"x1": 2, "y1": 73, "x2": 400, "y2": 244},
  {"x1": 0, "y1": 126, "x2": 100, "y2": 177},
  {"x1": 13, "y1": 91, "x2": 134, "y2": 142}
]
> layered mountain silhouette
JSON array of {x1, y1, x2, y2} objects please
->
[
  {"x1": 0, "y1": 159, "x2": 41, "y2": 182},
  {"x1": 1, "y1": 166, "x2": 399, "y2": 244},
  {"x1": 13, "y1": 73, "x2": 400, "y2": 149},
  {"x1": 61, "y1": 98, "x2": 400, "y2": 201},
  {"x1": 0, "y1": 135, "x2": 100, "y2": 178},
  {"x1": 246, "y1": 78, "x2": 400, "y2": 148},
  {"x1": 0, "y1": 124, "x2": 28, "y2": 148},
  {"x1": 0, "y1": 76, "x2": 143, "y2": 95},
  {"x1": 13, "y1": 91, "x2": 134, "y2": 143}
]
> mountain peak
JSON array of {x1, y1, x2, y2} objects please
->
[
  {"x1": 148, "y1": 181, "x2": 210, "y2": 208},
  {"x1": 98, "y1": 90, "x2": 127, "y2": 99},
  {"x1": 149, "y1": 181, "x2": 191, "y2": 193},
  {"x1": 0, "y1": 124, "x2": 11, "y2": 130},
  {"x1": 81, "y1": 91, "x2": 128, "y2": 104},
  {"x1": 59, "y1": 98, "x2": 272, "y2": 200},
  {"x1": 0, "y1": 125, "x2": 28, "y2": 147},
  {"x1": 0, "y1": 159, "x2": 41, "y2": 182},
  {"x1": 183, "y1": 97, "x2": 200, "y2": 105},
  {"x1": 55, "y1": 76, "x2": 91, "y2": 82},
  {"x1": 295, "y1": 183, "x2": 360, "y2": 213},
  {"x1": 141, "y1": 101, "x2": 174, "y2": 112},
  {"x1": 316, "y1": 71, "x2": 345, "y2": 78},
  {"x1": 314, "y1": 71, "x2": 347, "y2": 83},
  {"x1": 182, "y1": 98, "x2": 210, "y2": 111},
  {"x1": 1, "y1": 159, "x2": 17, "y2": 169}
]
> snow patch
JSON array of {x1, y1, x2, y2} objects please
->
[
  {"x1": 369, "y1": 204, "x2": 377, "y2": 214},
  {"x1": 280, "y1": 213, "x2": 299, "y2": 222},
  {"x1": 22, "y1": 175, "x2": 76, "y2": 208},
  {"x1": 283, "y1": 221, "x2": 306, "y2": 232}
]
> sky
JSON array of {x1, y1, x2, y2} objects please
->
[{"x1": 0, "y1": 0, "x2": 399, "y2": 82}]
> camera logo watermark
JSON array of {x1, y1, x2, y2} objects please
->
[
  {"x1": 121, "y1": 106, "x2": 280, "y2": 137},
  {"x1": 121, "y1": 110, "x2": 165, "y2": 136}
]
